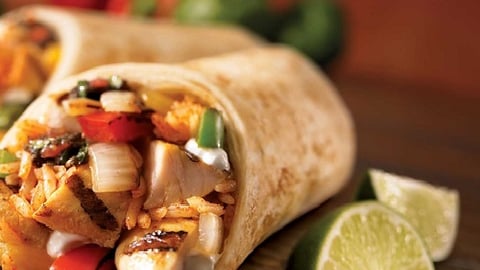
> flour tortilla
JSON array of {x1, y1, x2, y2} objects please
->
[
  {"x1": 1, "y1": 5, "x2": 263, "y2": 93},
  {"x1": 1, "y1": 47, "x2": 355, "y2": 269}
]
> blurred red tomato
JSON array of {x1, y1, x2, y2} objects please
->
[
  {"x1": 48, "y1": 0, "x2": 107, "y2": 9},
  {"x1": 105, "y1": 0, "x2": 130, "y2": 15},
  {"x1": 2, "y1": 0, "x2": 45, "y2": 11},
  {"x1": 106, "y1": 0, "x2": 177, "y2": 17},
  {"x1": 156, "y1": 0, "x2": 177, "y2": 17},
  {"x1": 267, "y1": 0, "x2": 299, "y2": 13}
]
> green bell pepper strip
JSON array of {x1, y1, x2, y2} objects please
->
[
  {"x1": 0, "y1": 102, "x2": 30, "y2": 131},
  {"x1": 196, "y1": 108, "x2": 224, "y2": 149},
  {"x1": 76, "y1": 80, "x2": 89, "y2": 98},
  {"x1": 0, "y1": 149, "x2": 18, "y2": 178},
  {"x1": 108, "y1": 75, "x2": 125, "y2": 90},
  {"x1": 0, "y1": 149, "x2": 18, "y2": 164}
]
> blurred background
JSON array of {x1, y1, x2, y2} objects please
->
[
  {"x1": 1, "y1": 0, "x2": 479, "y2": 97},
  {"x1": 333, "y1": 0, "x2": 480, "y2": 98}
]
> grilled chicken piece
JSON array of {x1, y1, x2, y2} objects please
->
[
  {"x1": 33, "y1": 165, "x2": 131, "y2": 247},
  {"x1": 0, "y1": 181, "x2": 52, "y2": 270},
  {"x1": 115, "y1": 218, "x2": 199, "y2": 270},
  {"x1": 143, "y1": 141, "x2": 225, "y2": 209}
]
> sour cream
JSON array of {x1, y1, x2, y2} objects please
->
[{"x1": 185, "y1": 139, "x2": 230, "y2": 172}]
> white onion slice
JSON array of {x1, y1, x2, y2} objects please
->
[
  {"x1": 100, "y1": 91, "x2": 141, "y2": 113},
  {"x1": 198, "y1": 213, "x2": 223, "y2": 255},
  {"x1": 184, "y1": 139, "x2": 230, "y2": 172},
  {"x1": 88, "y1": 143, "x2": 141, "y2": 193},
  {"x1": 47, "y1": 230, "x2": 90, "y2": 258}
]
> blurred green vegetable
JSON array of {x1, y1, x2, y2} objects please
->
[
  {"x1": 132, "y1": 0, "x2": 157, "y2": 17},
  {"x1": 0, "y1": 149, "x2": 17, "y2": 164},
  {"x1": 175, "y1": 0, "x2": 258, "y2": 23},
  {"x1": 0, "y1": 149, "x2": 18, "y2": 178},
  {"x1": 0, "y1": 102, "x2": 30, "y2": 131},
  {"x1": 175, "y1": 0, "x2": 285, "y2": 39},
  {"x1": 280, "y1": 0, "x2": 343, "y2": 64},
  {"x1": 175, "y1": 0, "x2": 343, "y2": 64}
]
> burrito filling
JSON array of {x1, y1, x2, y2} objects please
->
[
  {"x1": 0, "y1": 19, "x2": 59, "y2": 133},
  {"x1": 0, "y1": 76, "x2": 235, "y2": 269}
]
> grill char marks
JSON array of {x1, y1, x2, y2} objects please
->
[
  {"x1": 124, "y1": 231, "x2": 188, "y2": 255},
  {"x1": 65, "y1": 174, "x2": 118, "y2": 231}
]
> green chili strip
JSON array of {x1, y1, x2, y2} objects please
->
[
  {"x1": 197, "y1": 108, "x2": 224, "y2": 148},
  {"x1": 0, "y1": 149, "x2": 18, "y2": 178},
  {"x1": 0, "y1": 102, "x2": 30, "y2": 130},
  {"x1": 0, "y1": 149, "x2": 18, "y2": 164},
  {"x1": 76, "y1": 80, "x2": 89, "y2": 98}
]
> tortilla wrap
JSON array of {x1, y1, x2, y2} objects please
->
[
  {"x1": 0, "y1": 3, "x2": 262, "y2": 137},
  {"x1": 0, "y1": 47, "x2": 355, "y2": 269},
  {"x1": 2, "y1": 5, "x2": 263, "y2": 90}
]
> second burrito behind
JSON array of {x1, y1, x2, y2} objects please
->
[
  {"x1": 0, "y1": 47, "x2": 354, "y2": 270},
  {"x1": 0, "y1": 5, "x2": 263, "y2": 134}
]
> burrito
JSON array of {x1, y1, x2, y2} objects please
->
[
  {"x1": 0, "y1": 47, "x2": 354, "y2": 270},
  {"x1": 0, "y1": 5, "x2": 262, "y2": 135}
]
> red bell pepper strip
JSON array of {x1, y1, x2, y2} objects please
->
[
  {"x1": 77, "y1": 111, "x2": 152, "y2": 142},
  {"x1": 50, "y1": 244, "x2": 113, "y2": 270}
]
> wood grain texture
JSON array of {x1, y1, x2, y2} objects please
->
[{"x1": 240, "y1": 78, "x2": 480, "y2": 270}]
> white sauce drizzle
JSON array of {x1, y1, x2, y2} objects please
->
[{"x1": 185, "y1": 139, "x2": 230, "y2": 172}]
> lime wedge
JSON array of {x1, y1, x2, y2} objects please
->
[
  {"x1": 290, "y1": 201, "x2": 433, "y2": 270},
  {"x1": 357, "y1": 169, "x2": 459, "y2": 261}
]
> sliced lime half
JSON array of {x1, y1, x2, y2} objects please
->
[
  {"x1": 358, "y1": 169, "x2": 459, "y2": 261},
  {"x1": 290, "y1": 201, "x2": 434, "y2": 270}
]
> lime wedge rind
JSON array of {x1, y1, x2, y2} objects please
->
[
  {"x1": 290, "y1": 201, "x2": 434, "y2": 270},
  {"x1": 289, "y1": 209, "x2": 339, "y2": 269},
  {"x1": 360, "y1": 169, "x2": 460, "y2": 262}
]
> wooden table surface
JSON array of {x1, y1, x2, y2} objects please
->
[{"x1": 240, "y1": 78, "x2": 480, "y2": 270}]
